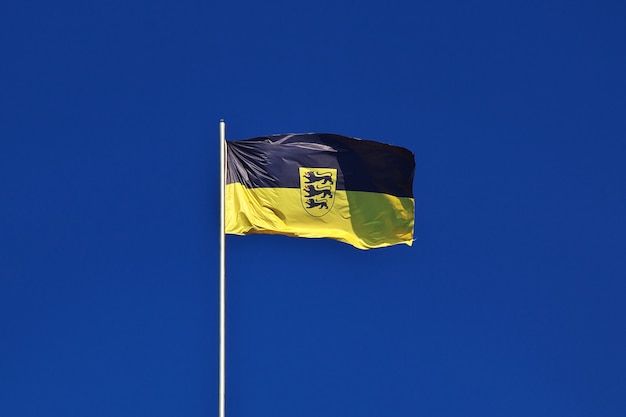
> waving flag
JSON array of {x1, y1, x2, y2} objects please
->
[{"x1": 225, "y1": 133, "x2": 415, "y2": 249}]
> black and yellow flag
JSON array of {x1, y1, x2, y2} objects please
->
[{"x1": 225, "y1": 133, "x2": 415, "y2": 249}]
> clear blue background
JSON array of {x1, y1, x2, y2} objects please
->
[{"x1": 2, "y1": 1, "x2": 625, "y2": 416}]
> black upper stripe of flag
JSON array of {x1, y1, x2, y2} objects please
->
[{"x1": 226, "y1": 133, "x2": 415, "y2": 198}]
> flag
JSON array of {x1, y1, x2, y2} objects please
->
[{"x1": 225, "y1": 133, "x2": 415, "y2": 249}]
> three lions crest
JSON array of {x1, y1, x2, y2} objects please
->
[{"x1": 299, "y1": 167, "x2": 337, "y2": 217}]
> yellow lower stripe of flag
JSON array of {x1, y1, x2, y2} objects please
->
[{"x1": 225, "y1": 183, "x2": 414, "y2": 249}]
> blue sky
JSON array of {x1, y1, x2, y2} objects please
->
[{"x1": 2, "y1": 0, "x2": 626, "y2": 416}]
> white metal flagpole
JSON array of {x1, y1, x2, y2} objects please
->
[{"x1": 219, "y1": 119, "x2": 226, "y2": 417}]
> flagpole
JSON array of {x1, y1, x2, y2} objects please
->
[{"x1": 219, "y1": 119, "x2": 226, "y2": 417}]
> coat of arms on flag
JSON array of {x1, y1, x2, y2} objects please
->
[{"x1": 299, "y1": 167, "x2": 337, "y2": 217}]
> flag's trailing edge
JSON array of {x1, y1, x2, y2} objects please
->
[{"x1": 225, "y1": 133, "x2": 415, "y2": 249}]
